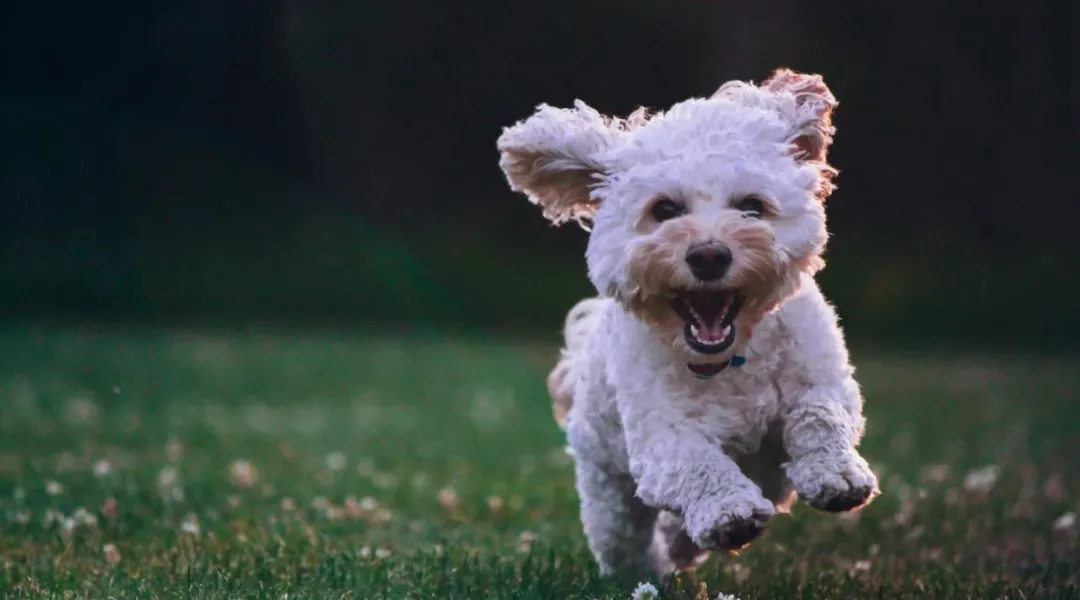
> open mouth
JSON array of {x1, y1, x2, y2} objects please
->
[{"x1": 670, "y1": 290, "x2": 744, "y2": 355}]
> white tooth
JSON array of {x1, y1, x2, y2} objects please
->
[{"x1": 690, "y1": 325, "x2": 700, "y2": 337}]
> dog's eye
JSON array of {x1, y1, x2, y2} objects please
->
[
  {"x1": 650, "y1": 198, "x2": 686, "y2": 222},
  {"x1": 732, "y1": 196, "x2": 766, "y2": 217}
]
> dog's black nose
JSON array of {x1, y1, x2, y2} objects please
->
[{"x1": 685, "y1": 243, "x2": 732, "y2": 281}]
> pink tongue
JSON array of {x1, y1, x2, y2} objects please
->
[{"x1": 696, "y1": 321, "x2": 727, "y2": 342}]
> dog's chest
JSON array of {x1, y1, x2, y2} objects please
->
[
  {"x1": 614, "y1": 353, "x2": 785, "y2": 454},
  {"x1": 602, "y1": 306, "x2": 793, "y2": 454},
  {"x1": 681, "y1": 363, "x2": 782, "y2": 452}
]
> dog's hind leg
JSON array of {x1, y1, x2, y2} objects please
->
[
  {"x1": 572, "y1": 455, "x2": 658, "y2": 576},
  {"x1": 565, "y1": 353, "x2": 657, "y2": 575},
  {"x1": 560, "y1": 299, "x2": 656, "y2": 574},
  {"x1": 547, "y1": 297, "x2": 609, "y2": 429},
  {"x1": 649, "y1": 511, "x2": 709, "y2": 575}
]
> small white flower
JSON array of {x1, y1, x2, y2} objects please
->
[
  {"x1": 437, "y1": 487, "x2": 459, "y2": 512},
  {"x1": 59, "y1": 517, "x2": 76, "y2": 539},
  {"x1": 228, "y1": 460, "x2": 258, "y2": 490},
  {"x1": 1053, "y1": 512, "x2": 1077, "y2": 532},
  {"x1": 324, "y1": 452, "x2": 347, "y2": 472},
  {"x1": 157, "y1": 466, "x2": 184, "y2": 502},
  {"x1": 630, "y1": 582, "x2": 660, "y2": 600},
  {"x1": 93, "y1": 459, "x2": 113, "y2": 479},
  {"x1": 963, "y1": 465, "x2": 1000, "y2": 494},
  {"x1": 73, "y1": 507, "x2": 98, "y2": 528},
  {"x1": 179, "y1": 513, "x2": 201, "y2": 535},
  {"x1": 45, "y1": 481, "x2": 64, "y2": 496},
  {"x1": 716, "y1": 594, "x2": 741, "y2": 600}
]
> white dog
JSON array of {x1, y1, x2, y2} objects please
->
[{"x1": 496, "y1": 69, "x2": 880, "y2": 576}]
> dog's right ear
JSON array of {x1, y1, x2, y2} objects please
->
[{"x1": 497, "y1": 101, "x2": 621, "y2": 227}]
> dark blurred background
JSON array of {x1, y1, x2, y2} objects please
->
[{"x1": 1, "y1": 1, "x2": 1076, "y2": 347}]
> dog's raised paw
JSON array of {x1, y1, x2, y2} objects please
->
[
  {"x1": 814, "y1": 483, "x2": 876, "y2": 512},
  {"x1": 701, "y1": 514, "x2": 768, "y2": 550},
  {"x1": 688, "y1": 496, "x2": 774, "y2": 552},
  {"x1": 787, "y1": 451, "x2": 880, "y2": 513}
]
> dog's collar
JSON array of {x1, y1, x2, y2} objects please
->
[{"x1": 686, "y1": 355, "x2": 746, "y2": 379}]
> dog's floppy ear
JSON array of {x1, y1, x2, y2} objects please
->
[
  {"x1": 759, "y1": 68, "x2": 837, "y2": 164},
  {"x1": 497, "y1": 100, "x2": 621, "y2": 227},
  {"x1": 712, "y1": 68, "x2": 838, "y2": 164}
]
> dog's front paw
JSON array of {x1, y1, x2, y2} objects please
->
[
  {"x1": 686, "y1": 493, "x2": 775, "y2": 552},
  {"x1": 786, "y1": 450, "x2": 879, "y2": 513}
]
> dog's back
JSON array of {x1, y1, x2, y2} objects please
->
[{"x1": 546, "y1": 297, "x2": 610, "y2": 428}]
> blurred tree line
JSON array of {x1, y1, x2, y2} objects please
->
[{"x1": 1, "y1": 0, "x2": 1077, "y2": 345}]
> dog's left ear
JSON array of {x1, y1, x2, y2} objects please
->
[
  {"x1": 759, "y1": 68, "x2": 837, "y2": 163},
  {"x1": 497, "y1": 100, "x2": 621, "y2": 227}
]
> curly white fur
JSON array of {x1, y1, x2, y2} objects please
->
[{"x1": 497, "y1": 69, "x2": 879, "y2": 577}]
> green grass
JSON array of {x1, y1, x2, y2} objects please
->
[{"x1": 0, "y1": 326, "x2": 1078, "y2": 599}]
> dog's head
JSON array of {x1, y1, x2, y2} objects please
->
[{"x1": 497, "y1": 69, "x2": 839, "y2": 360}]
